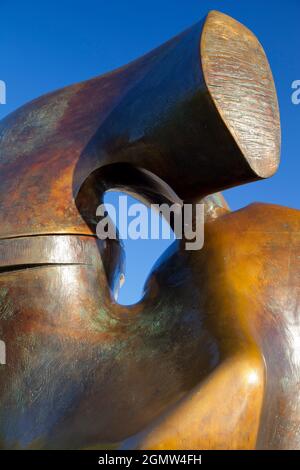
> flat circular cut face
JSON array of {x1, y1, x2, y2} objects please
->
[{"x1": 201, "y1": 11, "x2": 281, "y2": 178}]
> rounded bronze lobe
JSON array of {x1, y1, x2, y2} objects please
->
[
  {"x1": 0, "y1": 11, "x2": 280, "y2": 239},
  {"x1": 0, "y1": 10, "x2": 296, "y2": 451}
]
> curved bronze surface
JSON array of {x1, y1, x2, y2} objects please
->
[{"x1": 0, "y1": 10, "x2": 279, "y2": 239}]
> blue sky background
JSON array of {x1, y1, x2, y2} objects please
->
[{"x1": 0, "y1": 0, "x2": 299, "y2": 303}]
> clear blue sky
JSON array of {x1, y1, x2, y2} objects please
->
[{"x1": 0, "y1": 0, "x2": 299, "y2": 303}]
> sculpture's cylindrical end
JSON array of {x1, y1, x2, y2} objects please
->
[{"x1": 201, "y1": 10, "x2": 281, "y2": 178}]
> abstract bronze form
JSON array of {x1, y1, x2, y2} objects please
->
[{"x1": 0, "y1": 10, "x2": 298, "y2": 450}]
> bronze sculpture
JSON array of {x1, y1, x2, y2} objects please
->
[{"x1": 0, "y1": 10, "x2": 299, "y2": 449}]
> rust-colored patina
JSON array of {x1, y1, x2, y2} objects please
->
[{"x1": 0, "y1": 11, "x2": 298, "y2": 450}]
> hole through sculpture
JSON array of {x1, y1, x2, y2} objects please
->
[{"x1": 103, "y1": 190, "x2": 177, "y2": 305}]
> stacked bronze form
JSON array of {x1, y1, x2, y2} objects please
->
[{"x1": 0, "y1": 11, "x2": 299, "y2": 449}]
